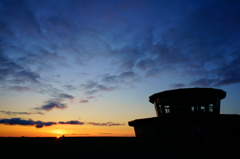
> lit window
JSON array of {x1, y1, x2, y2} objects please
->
[
  {"x1": 200, "y1": 106, "x2": 205, "y2": 112},
  {"x1": 191, "y1": 106, "x2": 195, "y2": 112},
  {"x1": 165, "y1": 105, "x2": 170, "y2": 113},
  {"x1": 209, "y1": 104, "x2": 213, "y2": 112}
]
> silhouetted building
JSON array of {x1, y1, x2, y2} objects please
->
[{"x1": 128, "y1": 88, "x2": 240, "y2": 141}]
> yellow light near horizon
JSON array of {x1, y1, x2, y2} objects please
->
[
  {"x1": 0, "y1": 124, "x2": 135, "y2": 137},
  {"x1": 0, "y1": 125, "x2": 55, "y2": 137},
  {"x1": 50, "y1": 129, "x2": 69, "y2": 136}
]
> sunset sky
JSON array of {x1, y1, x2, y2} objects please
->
[{"x1": 1, "y1": 0, "x2": 240, "y2": 137}]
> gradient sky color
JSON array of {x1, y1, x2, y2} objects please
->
[{"x1": 1, "y1": 0, "x2": 240, "y2": 137}]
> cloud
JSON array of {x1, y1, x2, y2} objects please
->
[
  {"x1": 80, "y1": 80, "x2": 119, "y2": 95},
  {"x1": 79, "y1": 81, "x2": 119, "y2": 103},
  {"x1": 58, "y1": 120, "x2": 84, "y2": 125},
  {"x1": 145, "y1": 68, "x2": 161, "y2": 77},
  {"x1": 16, "y1": 70, "x2": 40, "y2": 83},
  {"x1": 54, "y1": 93, "x2": 74, "y2": 100},
  {"x1": 189, "y1": 78, "x2": 218, "y2": 87},
  {"x1": 36, "y1": 84, "x2": 75, "y2": 102},
  {"x1": 80, "y1": 81, "x2": 98, "y2": 90},
  {"x1": 112, "y1": 46, "x2": 144, "y2": 71},
  {"x1": 63, "y1": 85, "x2": 76, "y2": 91},
  {"x1": 183, "y1": 54, "x2": 240, "y2": 87},
  {"x1": 101, "y1": 71, "x2": 137, "y2": 84},
  {"x1": 0, "y1": 52, "x2": 41, "y2": 84},
  {"x1": 31, "y1": 92, "x2": 74, "y2": 112},
  {"x1": 0, "y1": 0, "x2": 44, "y2": 38},
  {"x1": 85, "y1": 90, "x2": 98, "y2": 95},
  {"x1": 87, "y1": 96, "x2": 96, "y2": 99},
  {"x1": 7, "y1": 86, "x2": 35, "y2": 92},
  {"x1": 35, "y1": 121, "x2": 57, "y2": 128},
  {"x1": 0, "y1": 111, "x2": 44, "y2": 116},
  {"x1": 101, "y1": 75, "x2": 118, "y2": 83},
  {"x1": 0, "y1": 118, "x2": 125, "y2": 128},
  {"x1": 0, "y1": 118, "x2": 56, "y2": 128},
  {"x1": 97, "y1": 85, "x2": 117, "y2": 91},
  {"x1": 79, "y1": 99, "x2": 89, "y2": 103},
  {"x1": 136, "y1": 58, "x2": 156, "y2": 71},
  {"x1": 79, "y1": 71, "x2": 138, "y2": 101},
  {"x1": 59, "y1": 121, "x2": 124, "y2": 126},
  {"x1": 119, "y1": 71, "x2": 136, "y2": 78},
  {"x1": 87, "y1": 122, "x2": 125, "y2": 126},
  {"x1": 79, "y1": 96, "x2": 96, "y2": 103},
  {"x1": 170, "y1": 83, "x2": 186, "y2": 88},
  {"x1": 34, "y1": 100, "x2": 68, "y2": 111}
]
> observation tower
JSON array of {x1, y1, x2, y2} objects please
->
[{"x1": 128, "y1": 88, "x2": 240, "y2": 141}]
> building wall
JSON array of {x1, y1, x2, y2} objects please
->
[{"x1": 129, "y1": 114, "x2": 240, "y2": 141}]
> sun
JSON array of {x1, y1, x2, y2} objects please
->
[{"x1": 56, "y1": 136, "x2": 60, "y2": 139}]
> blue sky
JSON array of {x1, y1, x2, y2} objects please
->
[{"x1": 0, "y1": 0, "x2": 240, "y2": 136}]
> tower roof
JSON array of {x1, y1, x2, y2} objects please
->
[{"x1": 149, "y1": 88, "x2": 226, "y2": 104}]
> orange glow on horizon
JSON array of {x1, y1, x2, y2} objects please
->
[{"x1": 0, "y1": 124, "x2": 135, "y2": 137}]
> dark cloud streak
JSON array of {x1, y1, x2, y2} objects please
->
[
  {"x1": 58, "y1": 120, "x2": 84, "y2": 125},
  {"x1": 0, "y1": 111, "x2": 44, "y2": 116},
  {"x1": 7, "y1": 86, "x2": 35, "y2": 92},
  {"x1": 0, "y1": 118, "x2": 125, "y2": 128},
  {"x1": 0, "y1": 118, "x2": 56, "y2": 128},
  {"x1": 87, "y1": 122, "x2": 125, "y2": 126},
  {"x1": 0, "y1": 52, "x2": 41, "y2": 84},
  {"x1": 79, "y1": 99, "x2": 89, "y2": 103},
  {"x1": 34, "y1": 100, "x2": 68, "y2": 111},
  {"x1": 80, "y1": 80, "x2": 119, "y2": 95},
  {"x1": 54, "y1": 93, "x2": 74, "y2": 100}
]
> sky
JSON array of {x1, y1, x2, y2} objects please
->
[{"x1": 1, "y1": 0, "x2": 240, "y2": 137}]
